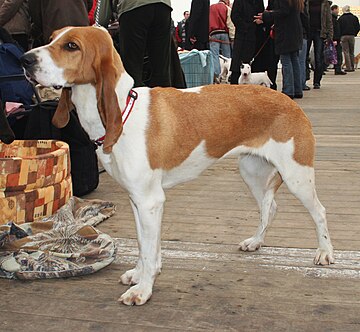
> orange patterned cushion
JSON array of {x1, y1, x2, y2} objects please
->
[{"x1": 0, "y1": 140, "x2": 72, "y2": 224}]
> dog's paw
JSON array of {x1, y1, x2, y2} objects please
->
[
  {"x1": 118, "y1": 284, "x2": 152, "y2": 306},
  {"x1": 314, "y1": 248, "x2": 335, "y2": 265},
  {"x1": 239, "y1": 237, "x2": 263, "y2": 252},
  {"x1": 119, "y1": 268, "x2": 141, "y2": 285}
]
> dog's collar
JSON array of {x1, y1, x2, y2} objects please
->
[{"x1": 94, "y1": 89, "x2": 138, "y2": 147}]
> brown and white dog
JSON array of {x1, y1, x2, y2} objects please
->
[{"x1": 21, "y1": 27, "x2": 334, "y2": 306}]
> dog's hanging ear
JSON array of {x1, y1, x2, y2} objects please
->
[
  {"x1": 94, "y1": 54, "x2": 122, "y2": 154},
  {"x1": 52, "y1": 88, "x2": 72, "y2": 128}
]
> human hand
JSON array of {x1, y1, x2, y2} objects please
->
[{"x1": 190, "y1": 37, "x2": 197, "y2": 44}]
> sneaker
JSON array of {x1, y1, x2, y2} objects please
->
[
  {"x1": 294, "y1": 94, "x2": 303, "y2": 99},
  {"x1": 313, "y1": 83, "x2": 320, "y2": 89},
  {"x1": 335, "y1": 71, "x2": 347, "y2": 75},
  {"x1": 303, "y1": 85, "x2": 311, "y2": 91},
  {"x1": 345, "y1": 69, "x2": 355, "y2": 72}
]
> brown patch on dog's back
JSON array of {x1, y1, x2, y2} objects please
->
[{"x1": 147, "y1": 85, "x2": 314, "y2": 170}]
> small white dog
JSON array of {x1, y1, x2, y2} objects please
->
[
  {"x1": 239, "y1": 63, "x2": 272, "y2": 88},
  {"x1": 219, "y1": 55, "x2": 231, "y2": 83}
]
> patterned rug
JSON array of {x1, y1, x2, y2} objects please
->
[{"x1": 0, "y1": 197, "x2": 116, "y2": 279}]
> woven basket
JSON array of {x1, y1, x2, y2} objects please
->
[{"x1": 0, "y1": 140, "x2": 72, "y2": 224}]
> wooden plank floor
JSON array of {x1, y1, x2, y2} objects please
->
[{"x1": 1, "y1": 70, "x2": 360, "y2": 331}]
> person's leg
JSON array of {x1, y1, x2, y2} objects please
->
[
  {"x1": 280, "y1": 53, "x2": 294, "y2": 97},
  {"x1": 298, "y1": 38, "x2": 307, "y2": 89},
  {"x1": 210, "y1": 37, "x2": 221, "y2": 79},
  {"x1": 341, "y1": 36, "x2": 351, "y2": 71},
  {"x1": 147, "y1": 3, "x2": 172, "y2": 87},
  {"x1": 349, "y1": 36, "x2": 355, "y2": 70},
  {"x1": 306, "y1": 33, "x2": 313, "y2": 82},
  {"x1": 334, "y1": 43, "x2": 343, "y2": 73},
  {"x1": 291, "y1": 51, "x2": 302, "y2": 97},
  {"x1": 118, "y1": 6, "x2": 154, "y2": 87},
  {"x1": 313, "y1": 31, "x2": 324, "y2": 86},
  {"x1": 220, "y1": 33, "x2": 231, "y2": 59}
]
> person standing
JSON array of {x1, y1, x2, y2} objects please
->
[
  {"x1": 307, "y1": 0, "x2": 333, "y2": 89},
  {"x1": 331, "y1": 4, "x2": 346, "y2": 75},
  {"x1": 188, "y1": 0, "x2": 210, "y2": 50},
  {"x1": 176, "y1": 11, "x2": 190, "y2": 49},
  {"x1": 209, "y1": 0, "x2": 234, "y2": 82},
  {"x1": 257, "y1": 0, "x2": 304, "y2": 99},
  {"x1": 299, "y1": 0, "x2": 311, "y2": 90},
  {"x1": 230, "y1": 0, "x2": 264, "y2": 84},
  {"x1": 117, "y1": 0, "x2": 172, "y2": 88},
  {"x1": 0, "y1": 0, "x2": 30, "y2": 51},
  {"x1": 338, "y1": 5, "x2": 360, "y2": 72}
]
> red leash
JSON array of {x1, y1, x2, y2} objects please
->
[{"x1": 94, "y1": 89, "x2": 138, "y2": 147}]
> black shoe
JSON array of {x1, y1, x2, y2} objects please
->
[
  {"x1": 303, "y1": 85, "x2": 311, "y2": 91},
  {"x1": 313, "y1": 83, "x2": 320, "y2": 89},
  {"x1": 282, "y1": 92, "x2": 294, "y2": 99},
  {"x1": 345, "y1": 69, "x2": 355, "y2": 72},
  {"x1": 294, "y1": 94, "x2": 303, "y2": 99},
  {"x1": 335, "y1": 71, "x2": 347, "y2": 75}
]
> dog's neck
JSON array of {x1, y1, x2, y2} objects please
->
[{"x1": 71, "y1": 70, "x2": 135, "y2": 143}]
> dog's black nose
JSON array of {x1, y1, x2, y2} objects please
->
[{"x1": 20, "y1": 53, "x2": 37, "y2": 69}]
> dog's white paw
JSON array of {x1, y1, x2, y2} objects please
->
[
  {"x1": 119, "y1": 268, "x2": 141, "y2": 285},
  {"x1": 239, "y1": 237, "x2": 263, "y2": 252},
  {"x1": 118, "y1": 284, "x2": 152, "y2": 306},
  {"x1": 314, "y1": 248, "x2": 335, "y2": 265}
]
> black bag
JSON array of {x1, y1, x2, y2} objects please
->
[{"x1": 23, "y1": 100, "x2": 99, "y2": 196}]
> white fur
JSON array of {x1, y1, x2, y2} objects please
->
[
  {"x1": 23, "y1": 30, "x2": 334, "y2": 306},
  {"x1": 239, "y1": 63, "x2": 273, "y2": 88},
  {"x1": 219, "y1": 55, "x2": 231, "y2": 83}
]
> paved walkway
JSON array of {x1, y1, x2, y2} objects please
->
[{"x1": 1, "y1": 70, "x2": 359, "y2": 331}]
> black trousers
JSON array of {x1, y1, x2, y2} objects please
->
[
  {"x1": 118, "y1": 3, "x2": 171, "y2": 87},
  {"x1": 334, "y1": 42, "x2": 343, "y2": 73}
]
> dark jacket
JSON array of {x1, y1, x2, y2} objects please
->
[
  {"x1": 188, "y1": 0, "x2": 209, "y2": 44},
  {"x1": 332, "y1": 13, "x2": 341, "y2": 41},
  {"x1": 262, "y1": 0, "x2": 303, "y2": 55},
  {"x1": 230, "y1": 0, "x2": 264, "y2": 72},
  {"x1": 0, "y1": 0, "x2": 30, "y2": 35},
  {"x1": 338, "y1": 12, "x2": 360, "y2": 36},
  {"x1": 308, "y1": 0, "x2": 333, "y2": 39},
  {"x1": 300, "y1": 0, "x2": 310, "y2": 39},
  {"x1": 29, "y1": 0, "x2": 89, "y2": 46}
]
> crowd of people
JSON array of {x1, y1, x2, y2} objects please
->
[
  {"x1": 0, "y1": 0, "x2": 359, "y2": 96},
  {"x1": 176, "y1": 0, "x2": 360, "y2": 98}
]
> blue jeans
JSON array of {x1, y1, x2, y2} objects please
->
[
  {"x1": 307, "y1": 29, "x2": 324, "y2": 85},
  {"x1": 280, "y1": 51, "x2": 302, "y2": 97},
  {"x1": 299, "y1": 38, "x2": 308, "y2": 89},
  {"x1": 210, "y1": 33, "x2": 231, "y2": 77}
]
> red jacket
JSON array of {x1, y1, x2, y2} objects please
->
[{"x1": 209, "y1": 1, "x2": 229, "y2": 34}]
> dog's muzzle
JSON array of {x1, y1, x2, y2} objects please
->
[{"x1": 20, "y1": 53, "x2": 39, "y2": 81}]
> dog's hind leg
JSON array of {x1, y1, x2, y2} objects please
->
[
  {"x1": 238, "y1": 155, "x2": 283, "y2": 251},
  {"x1": 276, "y1": 161, "x2": 334, "y2": 265},
  {"x1": 119, "y1": 180, "x2": 165, "y2": 305}
]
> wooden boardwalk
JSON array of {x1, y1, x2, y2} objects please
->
[{"x1": 1, "y1": 70, "x2": 360, "y2": 331}]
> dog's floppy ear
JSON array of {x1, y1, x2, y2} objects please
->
[
  {"x1": 52, "y1": 88, "x2": 72, "y2": 128},
  {"x1": 94, "y1": 53, "x2": 122, "y2": 154}
]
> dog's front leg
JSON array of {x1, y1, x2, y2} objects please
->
[{"x1": 119, "y1": 188, "x2": 165, "y2": 306}]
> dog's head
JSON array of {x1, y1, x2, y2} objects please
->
[
  {"x1": 240, "y1": 63, "x2": 252, "y2": 77},
  {"x1": 20, "y1": 26, "x2": 124, "y2": 153},
  {"x1": 0, "y1": 101, "x2": 15, "y2": 144}
]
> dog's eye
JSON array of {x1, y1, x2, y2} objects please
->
[
  {"x1": 241, "y1": 64, "x2": 244, "y2": 69},
  {"x1": 65, "y1": 42, "x2": 79, "y2": 51}
]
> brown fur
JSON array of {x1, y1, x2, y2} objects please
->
[
  {"x1": 147, "y1": 85, "x2": 315, "y2": 170},
  {"x1": 52, "y1": 88, "x2": 72, "y2": 128},
  {"x1": 49, "y1": 27, "x2": 124, "y2": 153}
]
